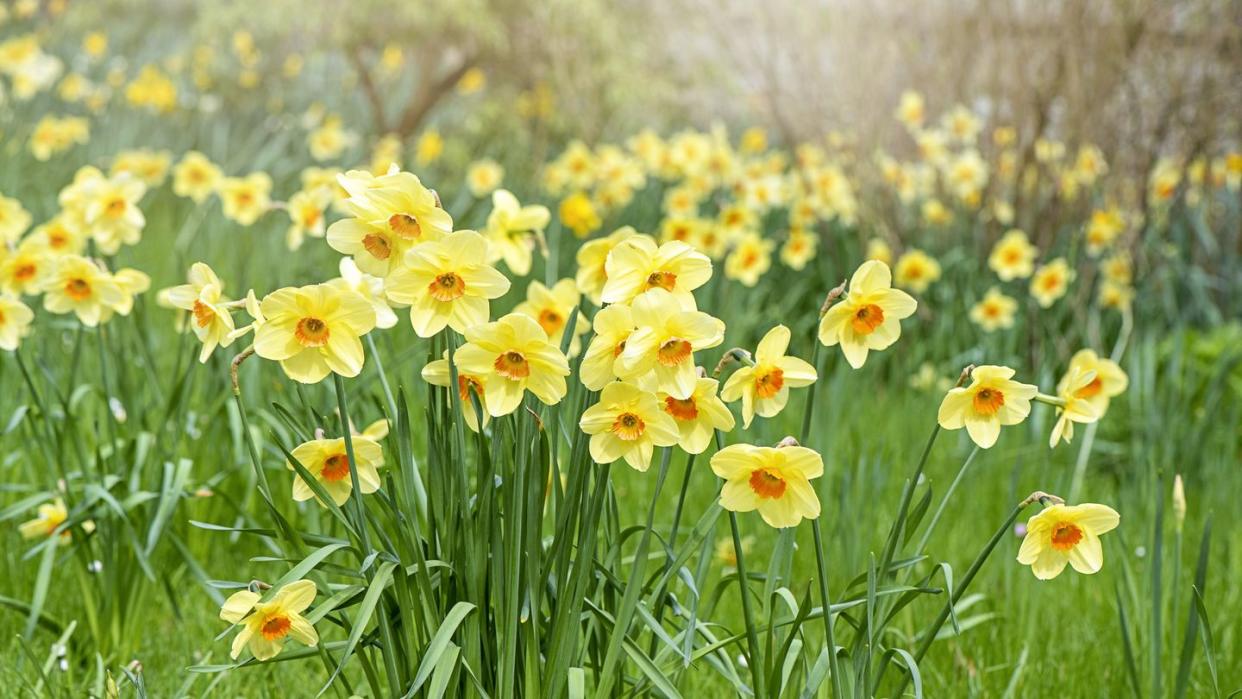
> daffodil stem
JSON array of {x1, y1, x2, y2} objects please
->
[
  {"x1": 332, "y1": 374, "x2": 372, "y2": 552},
  {"x1": 647, "y1": 452, "x2": 697, "y2": 657},
  {"x1": 892, "y1": 498, "x2": 1030, "y2": 697},
  {"x1": 799, "y1": 342, "x2": 823, "y2": 445},
  {"x1": 1066, "y1": 420, "x2": 1098, "y2": 503},
  {"x1": 729, "y1": 510, "x2": 767, "y2": 698},
  {"x1": 811, "y1": 518, "x2": 844, "y2": 699}
]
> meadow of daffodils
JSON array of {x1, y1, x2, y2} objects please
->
[{"x1": 0, "y1": 2, "x2": 1240, "y2": 698}]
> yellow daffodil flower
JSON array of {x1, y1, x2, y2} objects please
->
[
  {"x1": 969, "y1": 287, "x2": 1018, "y2": 332},
  {"x1": 721, "y1": 325, "x2": 817, "y2": 428},
  {"x1": 1060, "y1": 349, "x2": 1128, "y2": 417},
  {"x1": 0, "y1": 294, "x2": 34, "y2": 350},
  {"x1": 1017, "y1": 503, "x2": 1119, "y2": 580},
  {"x1": 937, "y1": 365, "x2": 1037, "y2": 448},
  {"x1": 484, "y1": 189, "x2": 550, "y2": 277},
  {"x1": 220, "y1": 580, "x2": 319, "y2": 661},
  {"x1": 893, "y1": 248, "x2": 942, "y2": 294},
  {"x1": 422, "y1": 352, "x2": 490, "y2": 431},
  {"x1": 219, "y1": 172, "x2": 272, "y2": 226},
  {"x1": 1049, "y1": 366, "x2": 1100, "y2": 447},
  {"x1": 575, "y1": 227, "x2": 642, "y2": 305},
  {"x1": 988, "y1": 229, "x2": 1038, "y2": 281},
  {"x1": 454, "y1": 313, "x2": 570, "y2": 416},
  {"x1": 385, "y1": 229, "x2": 511, "y2": 337},
  {"x1": 711, "y1": 442, "x2": 823, "y2": 528},
  {"x1": 818, "y1": 260, "x2": 917, "y2": 369},
  {"x1": 514, "y1": 279, "x2": 589, "y2": 356},
  {"x1": 579, "y1": 381, "x2": 680, "y2": 471},
  {"x1": 328, "y1": 169, "x2": 454, "y2": 277},
  {"x1": 158, "y1": 262, "x2": 236, "y2": 363},
  {"x1": 253, "y1": 284, "x2": 377, "y2": 384},
  {"x1": 615, "y1": 288, "x2": 724, "y2": 399},
  {"x1": 288, "y1": 436, "x2": 383, "y2": 506},
  {"x1": 41, "y1": 255, "x2": 125, "y2": 327},
  {"x1": 172, "y1": 151, "x2": 223, "y2": 203},
  {"x1": 601, "y1": 236, "x2": 712, "y2": 307},
  {"x1": 1030, "y1": 257, "x2": 1074, "y2": 308},
  {"x1": 659, "y1": 377, "x2": 735, "y2": 454}
]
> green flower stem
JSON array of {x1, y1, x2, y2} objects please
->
[{"x1": 892, "y1": 496, "x2": 1034, "y2": 697}]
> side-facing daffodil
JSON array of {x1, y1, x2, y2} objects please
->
[
  {"x1": 1060, "y1": 349, "x2": 1127, "y2": 417},
  {"x1": 485, "y1": 189, "x2": 550, "y2": 276},
  {"x1": 575, "y1": 226, "x2": 640, "y2": 305},
  {"x1": 1049, "y1": 365, "x2": 1100, "y2": 447},
  {"x1": 721, "y1": 324, "x2": 817, "y2": 427},
  {"x1": 711, "y1": 441, "x2": 823, "y2": 528},
  {"x1": 579, "y1": 304, "x2": 636, "y2": 391},
  {"x1": 254, "y1": 284, "x2": 377, "y2": 384},
  {"x1": 818, "y1": 260, "x2": 917, "y2": 369},
  {"x1": 937, "y1": 365, "x2": 1037, "y2": 448},
  {"x1": 0, "y1": 294, "x2": 35, "y2": 350},
  {"x1": 422, "y1": 351, "x2": 490, "y2": 431},
  {"x1": 1017, "y1": 503, "x2": 1119, "y2": 580},
  {"x1": 579, "y1": 381, "x2": 680, "y2": 471},
  {"x1": 158, "y1": 262, "x2": 235, "y2": 362},
  {"x1": 220, "y1": 580, "x2": 319, "y2": 661}
]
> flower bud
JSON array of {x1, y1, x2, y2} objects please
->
[{"x1": 1172, "y1": 474, "x2": 1186, "y2": 532}]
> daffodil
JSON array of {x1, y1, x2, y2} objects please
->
[
  {"x1": 601, "y1": 236, "x2": 712, "y2": 307},
  {"x1": 220, "y1": 580, "x2": 319, "y2": 661},
  {"x1": 579, "y1": 304, "x2": 636, "y2": 391},
  {"x1": 988, "y1": 229, "x2": 1037, "y2": 281},
  {"x1": 288, "y1": 436, "x2": 384, "y2": 506},
  {"x1": 0, "y1": 240, "x2": 51, "y2": 295},
  {"x1": 27, "y1": 214, "x2": 85, "y2": 255},
  {"x1": 0, "y1": 294, "x2": 34, "y2": 350},
  {"x1": 721, "y1": 325, "x2": 817, "y2": 428},
  {"x1": 1059, "y1": 349, "x2": 1127, "y2": 417},
  {"x1": 514, "y1": 279, "x2": 589, "y2": 356},
  {"x1": 1030, "y1": 258, "x2": 1073, "y2": 308},
  {"x1": 558, "y1": 192, "x2": 600, "y2": 238},
  {"x1": 327, "y1": 258, "x2": 398, "y2": 330},
  {"x1": 253, "y1": 284, "x2": 377, "y2": 384},
  {"x1": 615, "y1": 288, "x2": 724, "y2": 399},
  {"x1": 937, "y1": 365, "x2": 1037, "y2": 448},
  {"x1": 453, "y1": 313, "x2": 570, "y2": 416},
  {"x1": 818, "y1": 260, "x2": 917, "y2": 369},
  {"x1": 422, "y1": 352, "x2": 490, "y2": 431},
  {"x1": 18, "y1": 498, "x2": 67, "y2": 540},
  {"x1": 219, "y1": 172, "x2": 272, "y2": 226},
  {"x1": 158, "y1": 262, "x2": 236, "y2": 362},
  {"x1": 1017, "y1": 503, "x2": 1119, "y2": 580},
  {"x1": 41, "y1": 255, "x2": 125, "y2": 327},
  {"x1": 575, "y1": 227, "x2": 641, "y2": 305},
  {"x1": 659, "y1": 376, "x2": 735, "y2": 454},
  {"x1": 969, "y1": 287, "x2": 1018, "y2": 332},
  {"x1": 711, "y1": 442, "x2": 823, "y2": 528},
  {"x1": 285, "y1": 189, "x2": 330, "y2": 251},
  {"x1": 111, "y1": 149, "x2": 171, "y2": 187},
  {"x1": 579, "y1": 381, "x2": 680, "y2": 471},
  {"x1": 467, "y1": 159, "x2": 504, "y2": 197},
  {"x1": 893, "y1": 248, "x2": 941, "y2": 294},
  {"x1": 384, "y1": 230, "x2": 511, "y2": 337},
  {"x1": 59, "y1": 168, "x2": 146, "y2": 255},
  {"x1": 484, "y1": 189, "x2": 550, "y2": 276},
  {"x1": 172, "y1": 151, "x2": 222, "y2": 203},
  {"x1": 1048, "y1": 366, "x2": 1100, "y2": 447},
  {"x1": 327, "y1": 169, "x2": 454, "y2": 277},
  {"x1": 865, "y1": 237, "x2": 892, "y2": 265},
  {"x1": 724, "y1": 233, "x2": 775, "y2": 287},
  {"x1": 0, "y1": 192, "x2": 31, "y2": 244},
  {"x1": 780, "y1": 229, "x2": 817, "y2": 270}
]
